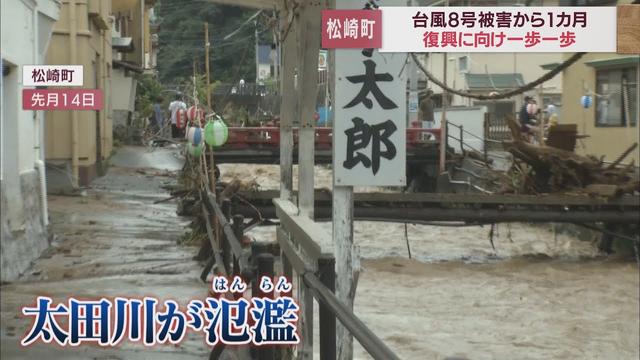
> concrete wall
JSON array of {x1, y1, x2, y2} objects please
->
[
  {"x1": 1, "y1": 173, "x2": 48, "y2": 281},
  {"x1": 561, "y1": 53, "x2": 640, "y2": 163},
  {"x1": 1, "y1": 0, "x2": 59, "y2": 281},
  {"x1": 112, "y1": 67, "x2": 137, "y2": 111}
]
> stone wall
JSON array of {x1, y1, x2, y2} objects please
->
[{"x1": 1, "y1": 170, "x2": 48, "y2": 282}]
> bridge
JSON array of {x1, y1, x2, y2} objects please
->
[{"x1": 210, "y1": 126, "x2": 443, "y2": 165}]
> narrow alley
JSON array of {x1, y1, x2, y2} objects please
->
[{"x1": 1, "y1": 146, "x2": 209, "y2": 359}]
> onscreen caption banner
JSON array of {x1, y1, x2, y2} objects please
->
[
  {"x1": 23, "y1": 89, "x2": 103, "y2": 110},
  {"x1": 23, "y1": 65, "x2": 83, "y2": 86},
  {"x1": 322, "y1": 7, "x2": 617, "y2": 52}
]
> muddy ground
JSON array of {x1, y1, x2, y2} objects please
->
[{"x1": 1, "y1": 146, "x2": 638, "y2": 360}]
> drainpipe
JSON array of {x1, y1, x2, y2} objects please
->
[
  {"x1": 33, "y1": 3, "x2": 49, "y2": 226},
  {"x1": 69, "y1": 0, "x2": 79, "y2": 186}
]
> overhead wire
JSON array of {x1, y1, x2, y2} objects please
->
[{"x1": 410, "y1": 52, "x2": 586, "y2": 101}]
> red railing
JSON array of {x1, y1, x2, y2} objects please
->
[{"x1": 223, "y1": 127, "x2": 441, "y2": 150}]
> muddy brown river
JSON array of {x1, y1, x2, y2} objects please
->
[
  {"x1": 229, "y1": 163, "x2": 640, "y2": 360},
  {"x1": 1, "y1": 152, "x2": 637, "y2": 359}
]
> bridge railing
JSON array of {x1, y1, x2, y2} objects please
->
[
  {"x1": 274, "y1": 198, "x2": 401, "y2": 360},
  {"x1": 220, "y1": 126, "x2": 441, "y2": 150},
  {"x1": 196, "y1": 183, "x2": 401, "y2": 360}
]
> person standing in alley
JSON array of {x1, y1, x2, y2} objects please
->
[
  {"x1": 419, "y1": 89, "x2": 435, "y2": 126},
  {"x1": 519, "y1": 96, "x2": 538, "y2": 139},
  {"x1": 169, "y1": 94, "x2": 186, "y2": 138},
  {"x1": 419, "y1": 89, "x2": 435, "y2": 139}
]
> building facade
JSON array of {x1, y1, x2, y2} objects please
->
[
  {"x1": 44, "y1": 0, "x2": 156, "y2": 190},
  {"x1": 561, "y1": 53, "x2": 639, "y2": 163},
  {"x1": 45, "y1": 0, "x2": 113, "y2": 189},
  {"x1": 1, "y1": 0, "x2": 61, "y2": 281},
  {"x1": 111, "y1": 0, "x2": 156, "y2": 135}
]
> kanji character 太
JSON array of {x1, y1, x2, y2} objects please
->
[
  {"x1": 344, "y1": 59, "x2": 397, "y2": 110},
  {"x1": 22, "y1": 296, "x2": 69, "y2": 346}
]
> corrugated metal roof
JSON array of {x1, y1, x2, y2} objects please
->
[
  {"x1": 584, "y1": 56, "x2": 640, "y2": 68},
  {"x1": 465, "y1": 73, "x2": 525, "y2": 89}
]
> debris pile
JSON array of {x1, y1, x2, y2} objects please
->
[{"x1": 503, "y1": 116, "x2": 639, "y2": 197}]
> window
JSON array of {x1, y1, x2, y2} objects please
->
[
  {"x1": 595, "y1": 67, "x2": 637, "y2": 127},
  {"x1": 474, "y1": 100, "x2": 515, "y2": 122},
  {"x1": 458, "y1": 56, "x2": 469, "y2": 73}
]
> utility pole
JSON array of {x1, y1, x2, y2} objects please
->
[
  {"x1": 255, "y1": 19, "x2": 260, "y2": 83},
  {"x1": 204, "y1": 22, "x2": 211, "y2": 110},
  {"x1": 439, "y1": 0, "x2": 449, "y2": 174},
  {"x1": 408, "y1": 0, "x2": 418, "y2": 127}
]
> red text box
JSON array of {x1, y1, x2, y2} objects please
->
[
  {"x1": 22, "y1": 89, "x2": 103, "y2": 110},
  {"x1": 321, "y1": 10, "x2": 382, "y2": 49}
]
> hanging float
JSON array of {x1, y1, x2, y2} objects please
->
[
  {"x1": 176, "y1": 108, "x2": 187, "y2": 129},
  {"x1": 188, "y1": 143, "x2": 204, "y2": 157},
  {"x1": 187, "y1": 126, "x2": 202, "y2": 146},
  {"x1": 204, "y1": 115, "x2": 229, "y2": 147},
  {"x1": 187, "y1": 105, "x2": 205, "y2": 126},
  {"x1": 580, "y1": 95, "x2": 592, "y2": 109}
]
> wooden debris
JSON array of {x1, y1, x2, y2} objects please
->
[{"x1": 502, "y1": 115, "x2": 639, "y2": 197}]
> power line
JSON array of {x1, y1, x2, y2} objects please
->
[{"x1": 410, "y1": 52, "x2": 586, "y2": 101}]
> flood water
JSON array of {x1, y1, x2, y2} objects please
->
[
  {"x1": 223, "y1": 163, "x2": 640, "y2": 360},
  {"x1": 0, "y1": 148, "x2": 636, "y2": 360}
]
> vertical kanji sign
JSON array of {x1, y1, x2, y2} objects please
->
[{"x1": 334, "y1": 46, "x2": 406, "y2": 186}]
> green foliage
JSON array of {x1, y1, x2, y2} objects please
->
[
  {"x1": 156, "y1": 0, "x2": 266, "y2": 86},
  {"x1": 135, "y1": 74, "x2": 163, "y2": 118},
  {"x1": 178, "y1": 73, "x2": 219, "y2": 109}
]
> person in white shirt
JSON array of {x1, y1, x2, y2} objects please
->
[{"x1": 168, "y1": 94, "x2": 187, "y2": 138}]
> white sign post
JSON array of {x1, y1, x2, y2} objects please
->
[
  {"x1": 331, "y1": 1, "x2": 406, "y2": 359},
  {"x1": 334, "y1": 49, "x2": 407, "y2": 186}
]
